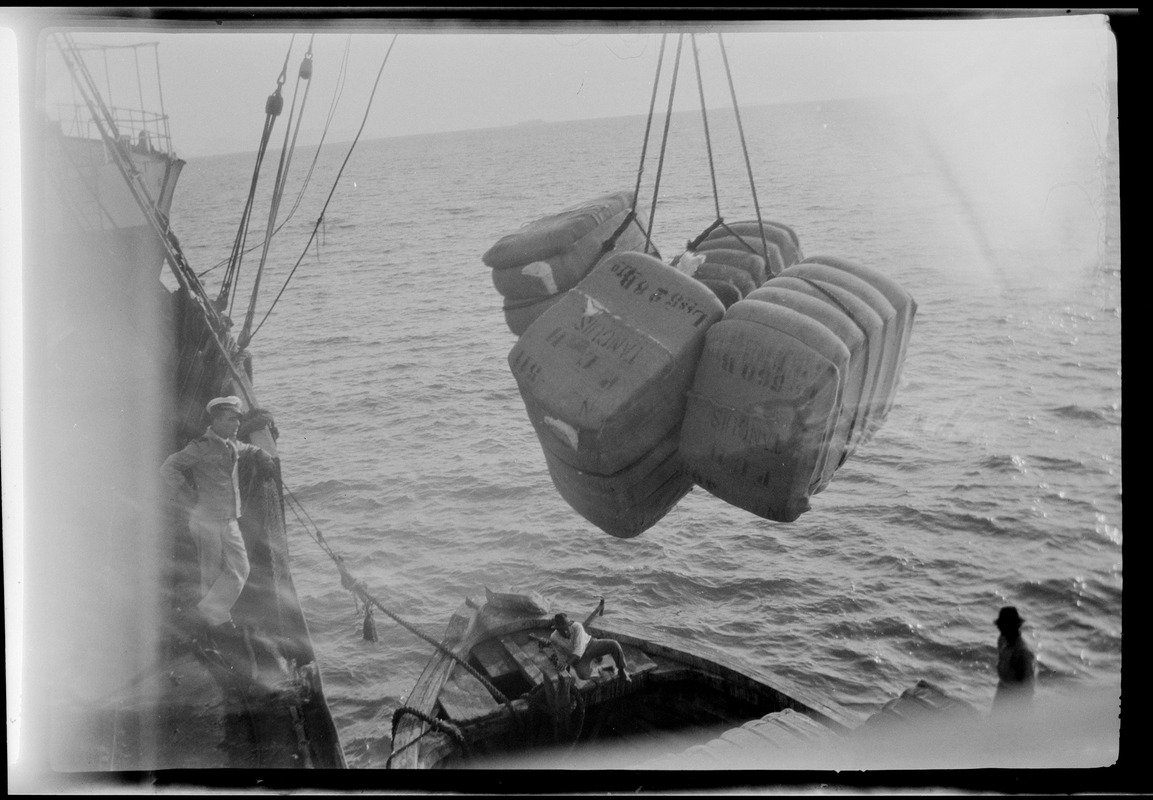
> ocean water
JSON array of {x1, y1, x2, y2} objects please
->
[{"x1": 170, "y1": 89, "x2": 1121, "y2": 769}]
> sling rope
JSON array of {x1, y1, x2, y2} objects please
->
[
  {"x1": 219, "y1": 38, "x2": 294, "y2": 315},
  {"x1": 717, "y1": 32, "x2": 770, "y2": 258},
  {"x1": 643, "y1": 33, "x2": 686, "y2": 253},
  {"x1": 239, "y1": 36, "x2": 316, "y2": 351},
  {"x1": 246, "y1": 33, "x2": 399, "y2": 345},
  {"x1": 685, "y1": 33, "x2": 771, "y2": 258},
  {"x1": 613, "y1": 32, "x2": 670, "y2": 260},
  {"x1": 691, "y1": 34, "x2": 722, "y2": 224}
]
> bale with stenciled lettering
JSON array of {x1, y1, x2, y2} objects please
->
[
  {"x1": 778, "y1": 262, "x2": 905, "y2": 439},
  {"x1": 757, "y1": 274, "x2": 886, "y2": 449},
  {"x1": 679, "y1": 299, "x2": 849, "y2": 522},
  {"x1": 746, "y1": 285, "x2": 869, "y2": 481},
  {"x1": 508, "y1": 251, "x2": 724, "y2": 478}
]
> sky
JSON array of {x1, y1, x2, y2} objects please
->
[{"x1": 2, "y1": 9, "x2": 1123, "y2": 159}]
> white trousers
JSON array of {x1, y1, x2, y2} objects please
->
[{"x1": 190, "y1": 511, "x2": 250, "y2": 626}]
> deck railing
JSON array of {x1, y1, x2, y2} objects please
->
[{"x1": 52, "y1": 102, "x2": 175, "y2": 158}]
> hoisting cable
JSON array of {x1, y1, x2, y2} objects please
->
[
  {"x1": 280, "y1": 481, "x2": 514, "y2": 715},
  {"x1": 238, "y1": 36, "x2": 316, "y2": 351},
  {"x1": 690, "y1": 34, "x2": 723, "y2": 224},
  {"x1": 218, "y1": 37, "x2": 294, "y2": 314},
  {"x1": 717, "y1": 32, "x2": 770, "y2": 259},
  {"x1": 246, "y1": 34, "x2": 397, "y2": 345},
  {"x1": 608, "y1": 32, "x2": 670, "y2": 261},
  {"x1": 642, "y1": 33, "x2": 686, "y2": 254}
]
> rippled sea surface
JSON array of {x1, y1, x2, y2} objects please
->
[{"x1": 171, "y1": 86, "x2": 1121, "y2": 769}]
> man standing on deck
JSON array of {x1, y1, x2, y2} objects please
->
[
  {"x1": 549, "y1": 613, "x2": 632, "y2": 683},
  {"x1": 161, "y1": 395, "x2": 277, "y2": 632},
  {"x1": 992, "y1": 606, "x2": 1036, "y2": 711}
]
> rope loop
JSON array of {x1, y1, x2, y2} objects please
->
[
  {"x1": 687, "y1": 217, "x2": 724, "y2": 252},
  {"x1": 593, "y1": 209, "x2": 637, "y2": 263}
]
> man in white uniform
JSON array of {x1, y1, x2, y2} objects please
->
[{"x1": 161, "y1": 395, "x2": 276, "y2": 631}]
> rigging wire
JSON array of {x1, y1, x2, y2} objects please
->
[
  {"x1": 195, "y1": 37, "x2": 353, "y2": 282},
  {"x1": 247, "y1": 34, "x2": 399, "y2": 345},
  {"x1": 219, "y1": 37, "x2": 295, "y2": 315},
  {"x1": 239, "y1": 36, "x2": 316, "y2": 351},
  {"x1": 280, "y1": 36, "x2": 351, "y2": 226}
]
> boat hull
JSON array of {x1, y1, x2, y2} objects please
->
[{"x1": 388, "y1": 597, "x2": 860, "y2": 769}]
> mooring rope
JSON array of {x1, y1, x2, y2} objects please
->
[
  {"x1": 624, "y1": 32, "x2": 670, "y2": 258},
  {"x1": 281, "y1": 483, "x2": 513, "y2": 714}
]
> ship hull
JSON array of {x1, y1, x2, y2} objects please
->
[{"x1": 22, "y1": 122, "x2": 345, "y2": 773}]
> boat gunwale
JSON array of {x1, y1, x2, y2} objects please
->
[{"x1": 390, "y1": 601, "x2": 864, "y2": 769}]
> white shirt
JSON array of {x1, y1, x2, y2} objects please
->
[{"x1": 550, "y1": 621, "x2": 591, "y2": 660}]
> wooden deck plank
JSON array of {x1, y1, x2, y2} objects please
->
[
  {"x1": 471, "y1": 638, "x2": 519, "y2": 681},
  {"x1": 500, "y1": 635, "x2": 547, "y2": 686},
  {"x1": 438, "y1": 666, "x2": 501, "y2": 722}
]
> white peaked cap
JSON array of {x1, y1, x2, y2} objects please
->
[{"x1": 206, "y1": 395, "x2": 244, "y2": 414}]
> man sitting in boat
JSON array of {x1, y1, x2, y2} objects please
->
[
  {"x1": 161, "y1": 395, "x2": 277, "y2": 632},
  {"x1": 547, "y1": 613, "x2": 631, "y2": 683}
]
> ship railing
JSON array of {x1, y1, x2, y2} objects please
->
[
  {"x1": 47, "y1": 38, "x2": 176, "y2": 158},
  {"x1": 51, "y1": 102, "x2": 175, "y2": 159}
]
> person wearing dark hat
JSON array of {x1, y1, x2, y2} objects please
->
[
  {"x1": 161, "y1": 395, "x2": 277, "y2": 631},
  {"x1": 547, "y1": 612, "x2": 631, "y2": 683},
  {"x1": 993, "y1": 606, "x2": 1036, "y2": 711}
]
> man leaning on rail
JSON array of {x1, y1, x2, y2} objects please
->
[{"x1": 161, "y1": 395, "x2": 277, "y2": 633}]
